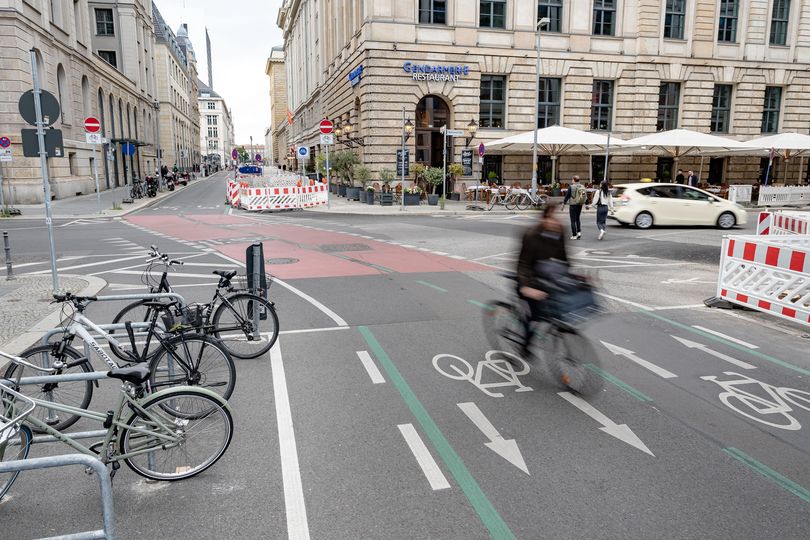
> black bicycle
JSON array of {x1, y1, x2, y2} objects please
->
[
  {"x1": 130, "y1": 178, "x2": 145, "y2": 199},
  {"x1": 110, "y1": 246, "x2": 279, "y2": 360},
  {"x1": 482, "y1": 272, "x2": 604, "y2": 396}
]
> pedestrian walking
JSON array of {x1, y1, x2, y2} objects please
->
[
  {"x1": 563, "y1": 175, "x2": 586, "y2": 240},
  {"x1": 588, "y1": 180, "x2": 614, "y2": 240},
  {"x1": 675, "y1": 169, "x2": 685, "y2": 184},
  {"x1": 687, "y1": 170, "x2": 698, "y2": 187}
]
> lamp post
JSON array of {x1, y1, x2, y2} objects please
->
[
  {"x1": 531, "y1": 17, "x2": 550, "y2": 197},
  {"x1": 401, "y1": 108, "x2": 413, "y2": 211}
]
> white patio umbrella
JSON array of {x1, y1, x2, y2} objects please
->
[
  {"x1": 740, "y1": 132, "x2": 810, "y2": 184},
  {"x1": 486, "y1": 125, "x2": 633, "y2": 183},
  {"x1": 625, "y1": 129, "x2": 749, "y2": 183}
]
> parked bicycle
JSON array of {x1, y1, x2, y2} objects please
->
[
  {"x1": 0, "y1": 351, "x2": 233, "y2": 499},
  {"x1": 3, "y1": 292, "x2": 235, "y2": 431},
  {"x1": 130, "y1": 178, "x2": 145, "y2": 199},
  {"x1": 482, "y1": 272, "x2": 603, "y2": 396},
  {"x1": 110, "y1": 246, "x2": 279, "y2": 360},
  {"x1": 506, "y1": 188, "x2": 546, "y2": 210}
]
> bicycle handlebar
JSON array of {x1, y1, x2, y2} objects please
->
[
  {"x1": 0, "y1": 350, "x2": 56, "y2": 373},
  {"x1": 52, "y1": 292, "x2": 98, "y2": 304}
]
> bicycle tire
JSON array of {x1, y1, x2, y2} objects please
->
[
  {"x1": 148, "y1": 334, "x2": 235, "y2": 401},
  {"x1": 110, "y1": 300, "x2": 163, "y2": 362},
  {"x1": 516, "y1": 194, "x2": 530, "y2": 211},
  {"x1": 548, "y1": 330, "x2": 603, "y2": 397},
  {"x1": 780, "y1": 388, "x2": 810, "y2": 412},
  {"x1": 482, "y1": 301, "x2": 526, "y2": 357},
  {"x1": 4, "y1": 345, "x2": 93, "y2": 432},
  {"x1": 719, "y1": 392, "x2": 801, "y2": 430},
  {"x1": 432, "y1": 354, "x2": 474, "y2": 380},
  {"x1": 0, "y1": 425, "x2": 32, "y2": 499},
  {"x1": 504, "y1": 196, "x2": 517, "y2": 210},
  {"x1": 120, "y1": 389, "x2": 233, "y2": 481},
  {"x1": 211, "y1": 293, "x2": 279, "y2": 359}
]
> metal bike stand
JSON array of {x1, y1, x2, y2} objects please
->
[{"x1": 0, "y1": 454, "x2": 115, "y2": 540}]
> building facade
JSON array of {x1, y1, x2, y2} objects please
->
[
  {"x1": 152, "y1": 5, "x2": 198, "y2": 173},
  {"x1": 198, "y1": 79, "x2": 234, "y2": 168},
  {"x1": 0, "y1": 0, "x2": 159, "y2": 203},
  {"x1": 265, "y1": 46, "x2": 289, "y2": 166},
  {"x1": 278, "y1": 0, "x2": 810, "y2": 188}
]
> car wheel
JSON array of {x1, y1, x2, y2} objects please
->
[
  {"x1": 717, "y1": 211, "x2": 736, "y2": 229},
  {"x1": 634, "y1": 211, "x2": 653, "y2": 229}
]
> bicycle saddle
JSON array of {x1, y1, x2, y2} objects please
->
[
  {"x1": 213, "y1": 270, "x2": 237, "y2": 280},
  {"x1": 107, "y1": 364, "x2": 151, "y2": 384},
  {"x1": 141, "y1": 300, "x2": 179, "y2": 309}
]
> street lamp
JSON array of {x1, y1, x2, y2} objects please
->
[
  {"x1": 404, "y1": 118, "x2": 414, "y2": 140},
  {"x1": 334, "y1": 124, "x2": 343, "y2": 139},
  {"x1": 400, "y1": 108, "x2": 413, "y2": 211},
  {"x1": 465, "y1": 119, "x2": 478, "y2": 147},
  {"x1": 531, "y1": 17, "x2": 550, "y2": 197}
]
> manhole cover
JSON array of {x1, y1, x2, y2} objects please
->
[
  {"x1": 319, "y1": 243, "x2": 370, "y2": 253},
  {"x1": 266, "y1": 257, "x2": 299, "y2": 265}
]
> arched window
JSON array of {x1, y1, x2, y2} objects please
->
[
  {"x1": 109, "y1": 95, "x2": 116, "y2": 136},
  {"x1": 126, "y1": 103, "x2": 132, "y2": 137},
  {"x1": 57, "y1": 64, "x2": 69, "y2": 123},
  {"x1": 97, "y1": 88, "x2": 105, "y2": 133},
  {"x1": 81, "y1": 76, "x2": 90, "y2": 120}
]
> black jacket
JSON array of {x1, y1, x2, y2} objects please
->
[{"x1": 517, "y1": 223, "x2": 568, "y2": 288}]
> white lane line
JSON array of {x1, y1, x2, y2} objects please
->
[
  {"x1": 211, "y1": 251, "x2": 349, "y2": 327},
  {"x1": 594, "y1": 292, "x2": 652, "y2": 311},
  {"x1": 270, "y1": 341, "x2": 311, "y2": 540},
  {"x1": 109, "y1": 270, "x2": 220, "y2": 279},
  {"x1": 650, "y1": 304, "x2": 707, "y2": 311},
  {"x1": 28, "y1": 254, "x2": 146, "y2": 274},
  {"x1": 88, "y1": 252, "x2": 209, "y2": 276},
  {"x1": 178, "y1": 262, "x2": 239, "y2": 268},
  {"x1": 691, "y1": 326, "x2": 759, "y2": 349},
  {"x1": 449, "y1": 255, "x2": 467, "y2": 260},
  {"x1": 397, "y1": 424, "x2": 451, "y2": 491},
  {"x1": 356, "y1": 350, "x2": 386, "y2": 384},
  {"x1": 472, "y1": 251, "x2": 516, "y2": 261},
  {"x1": 431, "y1": 251, "x2": 449, "y2": 256},
  {"x1": 278, "y1": 326, "x2": 352, "y2": 336}
]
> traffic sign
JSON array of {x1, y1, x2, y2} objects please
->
[
  {"x1": 0, "y1": 149, "x2": 12, "y2": 162},
  {"x1": 320, "y1": 134, "x2": 334, "y2": 145},
  {"x1": 85, "y1": 133, "x2": 104, "y2": 144},
  {"x1": 297, "y1": 146, "x2": 309, "y2": 159},
  {"x1": 121, "y1": 142, "x2": 136, "y2": 156},
  {"x1": 84, "y1": 117, "x2": 101, "y2": 133},
  {"x1": 0, "y1": 136, "x2": 10, "y2": 148},
  {"x1": 444, "y1": 129, "x2": 465, "y2": 137},
  {"x1": 255, "y1": 153, "x2": 261, "y2": 162},
  {"x1": 18, "y1": 90, "x2": 60, "y2": 127},
  {"x1": 478, "y1": 143, "x2": 486, "y2": 157},
  {"x1": 231, "y1": 148, "x2": 238, "y2": 160},
  {"x1": 319, "y1": 119, "x2": 334, "y2": 134}
]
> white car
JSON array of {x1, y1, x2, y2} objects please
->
[{"x1": 610, "y1": 183, "x2": 748, "y2": 229}]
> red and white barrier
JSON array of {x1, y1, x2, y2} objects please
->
[
  {"x1": 237, "y1": 184, "x2": 327, "y2": 212},
  {"x1": 227, "y1": 180, "x2": 240, "y2": 207},
  {"x1": 716, "y1": 234, "x2": 810, "y2": 327},
  {"x1": 757, "y1": 211, "x2": 810, "y2": 235}
]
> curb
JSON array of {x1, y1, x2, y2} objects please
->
[{"x1": 2, "y1": 274, "x2": 108, "y2": 355}]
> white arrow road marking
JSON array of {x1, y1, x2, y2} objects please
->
[
  {"x1": 457, "y1": 402, "x2": 529, "y2": 475},
  {"x1": 671, "y1": 336, "x2": 756, "y2": 370},
  {"x1": 691, "y1": 326, "x2": 759, "y2": 349},
  {"x1": 558, "y1": 392, "x2": 655, "y2": 456},
  {"x1": 398, "y1": 424, "x2": 451, "y2": 491},
  {"x1": 601, "y1": 341, "x2": 678, "y2": 379}
]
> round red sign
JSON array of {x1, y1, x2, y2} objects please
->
[
  {"x1": 84, "y1": 117, "x2": 101, "y2": 133},
  {"x1": 319, "y1": 119, "x2": 334, "y2": 135}
]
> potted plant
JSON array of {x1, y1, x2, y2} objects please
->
[
  {"x1": 403, "y1": 186, "x2": 421, "y2": 206},
  {"x1": 448, "y1": 163, "x2": 463, "y2": 200},
  {"x1": 423, "y1": 167, "x2": 444, "y2": 205},
  {"x1": 551, "y1": 181, "x2": 560, "y2": 197},
  {"x1": 332, "y1": 151, "x2": 359, "y2": 197},
  {"x1": 365, "y1": 185, "x2": 375, "y2": 204},
  {"x1": 379, "y1": 168, "x2": 395, "y2": 206},
  {"x1": 487, "y1": 170, "x2": 498, "y2": 184},
  {"x1": 347, "y1": 164, "x2": 370, "y2": 202},
  {"x1": 411, "y1": 162, "x2": 426, "y2": 188}
]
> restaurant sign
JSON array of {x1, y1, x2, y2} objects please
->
[{"x1": 403, "y1": 62, "x2": 470, "y2": 82}]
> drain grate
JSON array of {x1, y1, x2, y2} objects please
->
[
  {"x1": 319, "y1": 243, "x2": 371, "y2": 253},
  {"x1": 266, "y1": 257, "x2": 299, "y2": 265}
]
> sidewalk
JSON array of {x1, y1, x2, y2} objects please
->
[
  {"x1": 3, "y1": 172, "x2": 221, "y2": 220},
  {"x1": 0, "y1": 274, "x2": 107, "y2": 355},
  {"x1": 307, "y1": 196, "x2": 563, "y2": 216}
]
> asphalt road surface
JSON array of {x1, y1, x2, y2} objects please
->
[{"x1": 2, "y1": 172, "x2": 809, "y2": 539}]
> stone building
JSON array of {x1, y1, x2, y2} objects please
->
[
  {"x1": 198, "y1": 78, "x2": 234, "y2": 169},
  {"x1": 277, "y1": 0, "x2": 810, "y2": 189},
  {"x1": 266, "y1": 46, "x2": 289, "y2": 167},
  {"x1": 0, "y1": 0, "x2": 159, "y2": 203},
  {"x1": 152, "y1": 5, "x2": 198, "y2": 173}
]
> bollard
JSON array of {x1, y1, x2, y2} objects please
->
[{"x1": 3, "y1": 230, "x2": 13, "y2": 280}]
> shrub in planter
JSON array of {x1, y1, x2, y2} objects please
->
[
  {"x1": 366, "y1": 187, "x2": 375, "y2": 204},
  {"x1": 404, "y1": 186, "x2": 421, "y2": 206},
  {"x1": 346, "y1": 186, "x2": 361, "y2": 200},
  {"x1": 423, "y1": 167, "x2": 444, "y2": 205},
  {"x1": 338, "y1": 184, "x2": 347, "y2": 197}
]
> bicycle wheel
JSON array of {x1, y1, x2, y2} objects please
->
[
  {"x1": 516, "y1": 194, "x2": 530, "y2": 211},
  {"x1": 548, "y1": 330, "x2": 604, "y2": 397},
  {"x1": 487, "y1": 195, "x2": 499, "y2": 211},
  {"x1": 120, "y1": 389, "x2": 233, "y2": 481},
  {"x1": 4, "y1": 345, "x2": 93, "y2": 432},
  {"x1": 0, "y1": 425, "x2": 32, "y2": 499},
  {"x1": 719, "y1": 393, "x2": 801, "y2": 430},
  {"x1": 482, "y1": 301, "x2": 526, "y2": 357},
  {"x1": 149, "y1": 334, "x2": 236, "y2": 400},
  {"x1": 211, "y1": 293, "x2": 278, "y2": 359},
  {"x1": 781, "y1": 388, "x2": 810, "y2": 412},
  {"x1": 110, "y1": 300, "x2": 162, "y2": 361},
  {"x1": 504, "y1": 196, "x2": 518, "y2": 210}
]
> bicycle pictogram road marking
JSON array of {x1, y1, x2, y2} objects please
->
[{"x1": 433, "y1": 350, "x2": 533, "y2": 397}]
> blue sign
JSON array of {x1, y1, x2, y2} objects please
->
[
  {"x1": 121, "y1": 142, "x2": 135, "y2": 156},
  {"x1": 238, "y1": 166, "x2": 261, "y2": 175},
  {"x1": 0, "y1": 137, "x2": 10, "y2": 148},
  {"x1": 403, "y1": 62, "x2": 469, "y2": 82},
  {"x1": 297, "y1": 146, "x2": 309, "y2": 159},
  {"x1": 348, "y1": 65, "x2": 364, "y2": 87}
]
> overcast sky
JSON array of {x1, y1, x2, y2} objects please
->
[{"x1": 155, "y1": 0, "x2": 285, "y2": 146}]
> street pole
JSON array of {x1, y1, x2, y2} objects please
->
[
  {"x1": 401, "y1": 107, "x2": 405, "y2": 212},
  {"x1": 30, "y1": 49, "x2": 59, "y2": 293},
  {"x1": 154, "y1": 102, "x2": 162, "y2": 188},
  {"x1": 0, "y1": 161, "x2": 5, "y2": 210},
  {"x1": 326, "y1": 140, "x2": 331, "y2": 209},
  {"x1": 93, "y1": 143, "x2": 101, "y2": 214},
  {"x1": 603, "y1": 132, "x2": 611, "y2": 183},
  {"x1": 531, "y1": 18, "x2": 549, "y2": 198},
  {"x1": 442, "y1": 126, "x2": 447, "y2": 210}
]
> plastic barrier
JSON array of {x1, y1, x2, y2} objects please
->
[
  {"x1": 728, "y1": 185, "x2": 752, "y2": 204},
  {"x1": 757, "y1": 211, "x2": 810, "y2": 235},
  {"x1": 757, "y1": 186, "x2": 810, "y2": 207},
  {"x1": 238, "y1": 185, "x2": 327, "y2": 211},
  {"x1": 715, "y1": 234, "x2": 810, "y2": 327},
  {"x1": 226, "y1": 179, "x2": 240, "y2": 207}
]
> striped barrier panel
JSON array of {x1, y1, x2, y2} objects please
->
[
  {"x1": 298, "y1": 184, "x2": 328, "y2": 208},
  {"x1": 757, "y1": 211, "x2": 810, "y2": 235},
  {"x1": 717, "y1": 234, "x2": 810, "y2": 327},
  {"x1": 226, "y1": 180, "x2": 240, "y2": 207},
  {"x1": 756, "y1": 212, "x2": 772, "y2": 235}
]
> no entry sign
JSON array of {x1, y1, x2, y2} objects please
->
[
  {"x1": 319, "y1": 119, "x2": 333, "y2": 135},
  {"x1": 84, "y1": 117, "x2": 101, "y2": 133}
]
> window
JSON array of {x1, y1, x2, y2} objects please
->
[
  {"x1": 761, "y1": 86, "x2": 782, "y2": 133},
  {"x1": 711, "y1": 84, "x2": 732, "y2": 133},
  {"x1": 208, "y1": 127, "x2": 218, "y2": 138},
  {"x1": 664, "y1": 0, "x2": 685, "y2": 40},
  {"x1": 98, "y1": 50, "x2": 117, "y2": 68},
  {"x1": 537, "y1": 155, "x2": 554, "y2": 184},
  {"x1": 95, "y1": 8, "x2": 114, "y2": 36},
  {"x1": 419, "y1": 0, "x2": 446, "y2": 25},
  {"x1": 656, "y1": 82, "x2": 680, "y2": 131},
  {"x1": 207, "y1": 115, "x2": 217, "y2": 126},
  {"x1": 480, "y1": 0, "x2": 506, "y2": 28},
  {"x1": 592, "y1": 0, "x2": 616, "y2": 36},
  {"x1": 770, "y1": 0, "x2": 790, "y2": 46},
  {"x1": 537, "y1": 77, "x2": 561, "y2": 128},
  {"x1": 708, "y1": 157, "x2": 725, "y2": 185},
  {"x1": 74, "y1": 1, "x2": 83, "y2": 42},
  {"x1": 56, "y1": 64, "x2": 68, "y2": 123},
  {"x1": 591, "y1": 155, "x2": 610, "y2": 183},
  {"x1": 590, "y1": 80, "x2": 613, "y2": 131},
  {"x1": 479, "y1": 75, "x2": 506, "y2": 128},
  {"x1": 681, "y1": 187, "x2": 711, "y2": 201},
  {"x1": 718, "y1": 0, "x2": 738, "y2": 42},
  {"x1": 482, "y1": 155, "x2": 502, "y2": 184},
  {"x1": 207, "y1": 101, "x2": 216, "y2": 110},
  {"x1": 655, "y1": 158, "x2": 675, "y2": 182},
  {"x1": 538, "y1": 0, "x2": 562, "y2": 32},
  {"x1": 759, "y1": 157, "x2": 780, "y2": 184}
]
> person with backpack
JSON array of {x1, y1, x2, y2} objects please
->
[
  {"x1": 588, "y1": 180, "x2": 614, "y2": 240},
  {"x1": 563, "y1": 175, "x2": 586, "y2": 239}
]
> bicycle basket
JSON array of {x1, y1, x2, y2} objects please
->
[
  {"x1": 0, "y1": 384, "x2": 36, "y2": 445},
  {"x1": 179, "y1": 303, "x2": 205, "y2": 328},
  {"x1": 544, "y1": 281, "x2": 605, "y2": 328},
  {"x1": 232, "y1": 274, "x2": 273, "y2": 295}
]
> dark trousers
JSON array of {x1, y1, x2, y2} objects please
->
[
  {"x1": 569, "y1": 204, "x2": 583, "y2": 236},
  {"x1": 596, "y1": 204, "x2": 609, "y2": 231}
]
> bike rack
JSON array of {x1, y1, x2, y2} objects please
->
[{"x1": 0, "y1": 453, "x2": 116, "y2": 539}]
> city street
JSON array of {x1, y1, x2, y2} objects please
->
[{"x1": 2, "y1": 171, "x2": 809, "y2": 539}]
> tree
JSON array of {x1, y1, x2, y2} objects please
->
[
  {"x1": 423, "y1": 167, "x2": 444, "y2": 194},
  {"x1": 353, "y1": 164, "x2": 371, "y2": 187},
  {"x1": 331, "y1": 151, "x2": 360, "y2": 184},
  {"x1": 236, "y1": 146, "x2": 249, "y2": 163}
]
